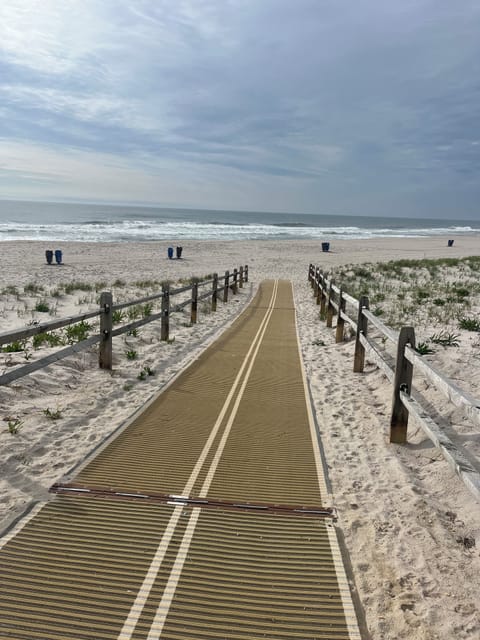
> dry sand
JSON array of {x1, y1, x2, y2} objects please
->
[{"x1": 1, "y1": 236, "x2": 480, "y2": 639}]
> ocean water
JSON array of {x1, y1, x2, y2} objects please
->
[{"x1": 0, "y1": 199, "x2": 478, "y2": 243}]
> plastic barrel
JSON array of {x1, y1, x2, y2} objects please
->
[
  {"x1": 45, "y1": 250, "x2": 53, "y2": 265},
  {"x1": 448, "y1": 239, "x2": 454, "y2": 247},
  {"x1": 54, "y1": 249, "x2": 62, "y2": 264},
  {"x1": 168, "y1": 247, "x2": 174, "y2": 259},
  {"x1": 176, "y1": 246, "x2": 183, "y2": 259},
  {"x1": 321, "y1": 242, "x2": 330, "y2": 252}
]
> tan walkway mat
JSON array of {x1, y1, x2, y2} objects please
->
[{"x1": 0, "y1": 280, "x2": 361, "y2": 639}]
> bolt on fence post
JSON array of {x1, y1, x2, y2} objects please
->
[
  {"x1": 223, "y1": 270, "x2": 229, "y2": 302},
  {"x1": 326, "y1": 280, "x2": 335, "y2": 328},
  {"x1": 211, "y1": 273, "x2": 218, "y2": 312},
  {"x1": 191, "y1": 280, "x2": 198, "y2": 324},
  {"x1": 99, "y1": 291, "x2": 113, "y2": 370},
  {"x1": 239, "y1": 266, "x2": 244, "y2": 288},
  {"x1": 390, "y1": 326, "x2": 415, "y2": 444},
  {"x1": 353, "y1": 296, "x2": 369, "y2": 373},
  {"x1": 161, "y1": 283, "x2": 170, "y2": 341},
  {"x1": 335, "y1": 289, "x2": 346, "y2": 343}
]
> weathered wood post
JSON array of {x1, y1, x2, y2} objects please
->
[
  {"x1": 223, "y1": 270, "x2": 229, "y2": 302},
  {"x1": 191, "y1": 280, "x2": 198, "y2": 324},
  {"x1": 316, "y1": 270, "x2": 322, "y2": 306},
  {"x1": 244, "y1": 265, "x2": 249, "y2": 282},
  {"x1": 390, "y1": 326, "x2": 416, "y2": 444},
  {"x1": 161, "y1": 283, "x2": 170, "y2": 341},
  {"x1": 335, "y1": 289, "x2": 346, "y2": 343},
  {"x1": 353, "y1": 295, "x2": 369, "y2": 373},
  {"x1": 326, "y1": 280, "x2": 335, "y2": 328},
  {"x1": 313, "y1": 267, "x2": 320, "y2": 297},
  {"x1": 320, "y1": 274, "x2": 327, "y2": 317},
  {"x1": 233, "y1": 268, "x2": 238, "y2": 294},
  {"x1": 309, "y1": 264, "x2": 313, "y2": 285},
  {"x1": 211, "y1": 273, "x2": 218, "y2": 312},
  {"x1": 99, "y1": 291, "x2": 113, "y2": 370},
  {"x1": 239, "y1": 266, "x2": 244, "y2": 288}
]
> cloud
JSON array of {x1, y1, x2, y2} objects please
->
[{"x1": 0, "y1": 0, "x2": 479, "y2": 217}]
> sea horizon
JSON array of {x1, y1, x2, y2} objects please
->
[{"x1": 0, "y1": 198, "x2": 478, "y2": 243}]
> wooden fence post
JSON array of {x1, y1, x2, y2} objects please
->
[
  {"x1": 353, "y1": 296, "x2": 369, "y2": 373},
  {"x1": 326, "y1": 280, "x2": 334, "y2": 328},
  {"x1": 191, "y1": 281, "x2": 198, "y2": 324},
  {"x1": 99, "y1": 291, "x2": 113, "y2": 370},
  {"x1": 223, "y1": 270, "x2": 229, "y2": 302},
  {"x1": 390, "y1": 326, "x2": 416, "y2": 444},
  {"x1": 335, "y1": 289, "x2": 346, "y2": 343},
  {"x1": 212, "y1": 273, "x2": 218, "y2": 312},
  {"x1": 308, "y1": 264, "x2": 313, "y2": 285},
  {"x1": 233, "y1": 268, "x2": 238, "y2": 294},
  {"x1": 239, "y1": 266, "x2": 244, "y2": 288},
  {"x1": 244, "y1": 265, "x2": 248, "y2": 282},
  {"x1": 161, "y1": 283, "x2": 170, "y2": 341},
  {"x1": 320, "y1": 275, "x2": 327, "y2": 317},
  {"x1": 315, "y1": 270, "x2": 322, "y2": 305}
]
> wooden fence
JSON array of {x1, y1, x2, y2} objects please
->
[
  {"x1": 308, "y1": 264, "x2": 480, "y2": 502},
  {"x1": 0, "y1": 266, "x2": 248, "y2": 387}
]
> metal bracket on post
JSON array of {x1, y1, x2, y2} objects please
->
[{"x1": 390, "y1": 326, "x2": 416, "y2": 444}]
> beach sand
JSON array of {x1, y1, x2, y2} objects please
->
[{"x1": 1, "y1": 235, "x2": 480, "y2": 639}]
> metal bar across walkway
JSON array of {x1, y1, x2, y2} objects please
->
[{"x1": 0, "y1": 280, "x2": 361, "y2": 639}]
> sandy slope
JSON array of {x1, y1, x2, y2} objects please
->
[{"x1": 1, "y1": 235, "x2": 479, "y2": 639}]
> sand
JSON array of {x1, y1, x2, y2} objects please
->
[{"x1": 1, "y1": 235, "x2": 480, "y2": 639}]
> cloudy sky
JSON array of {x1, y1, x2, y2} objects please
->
[{"x1": 0, "y1": 0, "x2": 479, "y2": 218}]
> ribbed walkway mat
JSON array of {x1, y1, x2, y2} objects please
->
[{"x1": 0, "y1": 280, "x2": 361, "y2": 639}]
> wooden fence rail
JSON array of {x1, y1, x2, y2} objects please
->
[
  {"x1": 0, "y1": 265, "x2": 248, "y2": 386},
  {"x1": 308, "y1": 263, "x2": 480, "y2": 502}
]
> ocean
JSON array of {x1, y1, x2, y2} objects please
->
[{"x1": 0, "y1": 199, "x2": 478, "y2": 243}]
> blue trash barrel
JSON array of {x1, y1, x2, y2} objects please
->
[
  {"x1": 322, "y1": 242, "x2": 330, "y2": 252},
  {"x1": 45, "y1": 250, "x2": 53, "y2": 264},
  {"x1": 168, "y1": 247, "x2": 174, "y2": 259},
  {"x1": 55, "y1": 249, "x2": 62, "y2": 264}
]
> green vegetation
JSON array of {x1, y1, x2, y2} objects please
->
[
  {"x1": 137, "y1": 365, "x2": 155, "y2": 380},
  {"x1": 43, "y1": 407, "x2": 63, "y2": 420},
  {"x1": 2, "y1": 340, "x2": 25, "y2": 353},
  {"x1": 64, "y1": 321, "x2": 92, "y2": 344},
  {"x1": 34, "y1": 300, "x2": 50, "y2": 313},
  {"x1": 125, "y1": 349, "x2": 138, "y2": 360},
  {"x1": 32, "y1": 332, "x2": 63, "y2": 349},
  {"x1": 7, "y1": 418, "x2": 23, "y2": 434}
]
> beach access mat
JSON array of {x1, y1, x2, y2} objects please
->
[{"x1": 0, "y1": 280, "x2": 361, "y2": 639}]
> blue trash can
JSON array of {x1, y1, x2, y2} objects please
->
[
  {"x1": 55, "y1": 249, "x2": 62, "y2": 264},
  {"x1": 168, "y1": 247, "x2": 174, "y2": 259},
  {"x1": 45, "y1": 250, "x2": 53, "y2": 265},
  {"x1": 448, "y1": 239, "x2": 454, "y2": 247},
  {"x1": 321, "y1": 242, "x2": 330, "y2": 252}
]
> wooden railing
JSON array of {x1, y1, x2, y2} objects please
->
[
  {"x1": 0, "y1": 265, "x2": 248, "y2": 386},
  {"x1": 308, "y1": 264, "x2": 480, "y2": 502}
]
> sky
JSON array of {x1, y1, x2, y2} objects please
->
[{"x1": 0, "y1": 0, "x2": 479, "y2": 219}]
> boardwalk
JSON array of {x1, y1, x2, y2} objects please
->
[{"x1": 0, "y1": 280, "x2": 361, "y2": 639}]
